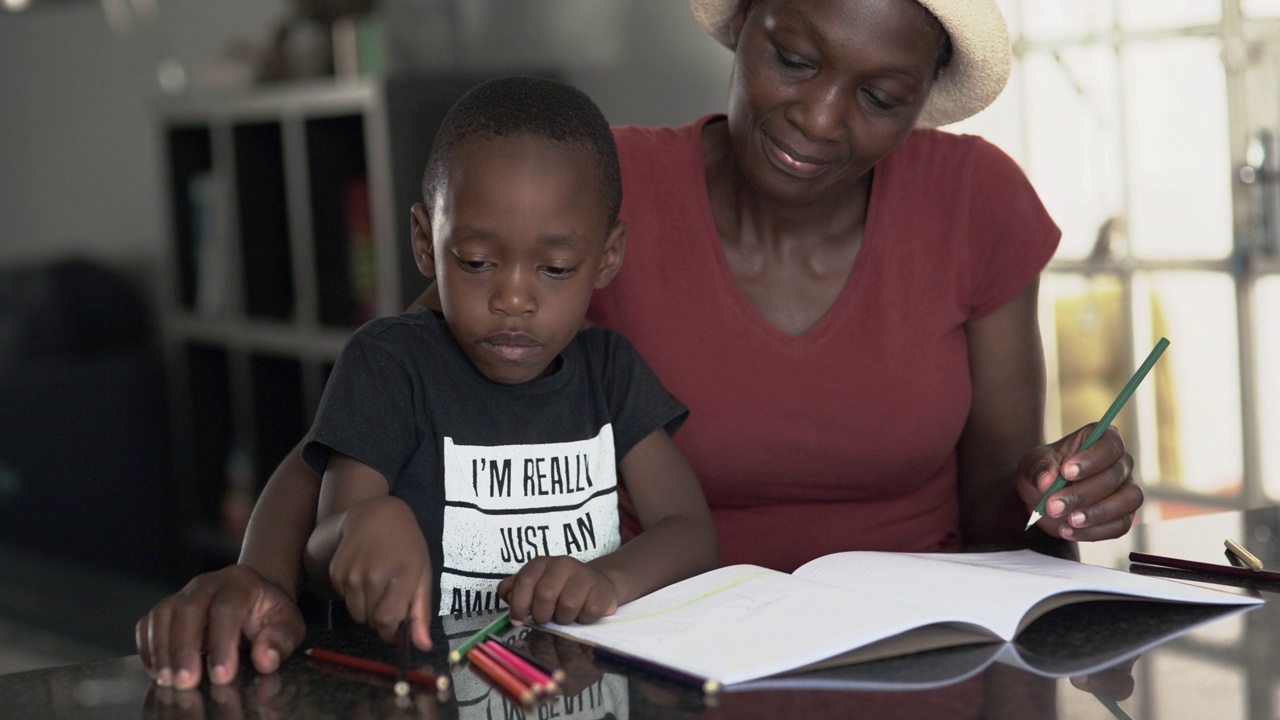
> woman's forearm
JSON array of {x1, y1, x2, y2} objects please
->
[{"x1": 238, "y1": 439, "x2": 320, "y2": 599}]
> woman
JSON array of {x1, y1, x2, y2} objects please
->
[{"x1": 138, "y1": 0, "x2": 1141, "y2": 691}]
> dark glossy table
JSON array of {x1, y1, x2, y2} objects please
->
[{"x1": 3, "y1": 507, "x2": 1277, "y2": 719}]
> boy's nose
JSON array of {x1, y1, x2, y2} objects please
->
[{"x1": 489, "y1": 268, "x2": 537, "y2": 316}]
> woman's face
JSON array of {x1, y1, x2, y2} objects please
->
[{"x1": 726, "y1": 0, "x2": 947, "y2": 203}]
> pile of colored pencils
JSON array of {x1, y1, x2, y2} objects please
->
[{"x1": 450, "y1": 613, "x2": 566, "y2": 706}]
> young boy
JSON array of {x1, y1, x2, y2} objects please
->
[{"x1": 301, "y1": 75, "x2": 718, "y2": 652}]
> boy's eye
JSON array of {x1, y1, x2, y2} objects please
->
[
  {"x1": 542, "y1": 265, "x2": 575, "y2": 279},
  {"x1": 456, "y1": 257, "x2": 492, "y2": 272}
]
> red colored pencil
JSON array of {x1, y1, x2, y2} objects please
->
[
  {"x1": 303, "y1": 647, "x2": 450, "y2": 692},
  {"x1": 506, "y1": 641, "x2": 568, "y2": 685},
  {"x1": 481, "y1": 640, "x2": 558, "y2": 694},
  {"x1": 474, "y1": 641, "x2": 544, "y2": 697},
  {"x1": 467, "y1": 645, "x2": 535, "y2": 705}
]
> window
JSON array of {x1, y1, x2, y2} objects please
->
[{"x1": 953, "y1": 0, "x2": 1280, "y2": 521}]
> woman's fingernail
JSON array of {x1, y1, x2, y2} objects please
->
[
  {"x1": 174, "y1": 669, "x2": 195, "y2": 689},
  {"x1": 1049, "y1": 499, "x2": 1066, "y2": 517},
  {"x1": 1063, "y1": 464, "x2": 1078, "y2": 479},
  {"x1": 1060, "y1": 526, "x2": 1075, "y2": 539},
  {"x1": 157, "y1": 669, "x2": 173, "y2": 687},
  {"x1": 1070, "y1": 512, "x2": 1086, "y2": 527}
]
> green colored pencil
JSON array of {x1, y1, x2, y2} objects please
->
[
  {"x1": 448, "y1": 612, "x2": 512, "y2": 665},
  {"x1": 1093, "y1": 693, "x2": 1135, "y2": 720},
  {"x1": 1025, "y1": 337, "x2": 1170, "y2": 530}
]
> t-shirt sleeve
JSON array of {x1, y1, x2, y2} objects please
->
[
  {"x1": 597, "y1": 330, "x2": 689, "y2": 460},
  {"x1": 964, "y1": 137, "x2": 1061, "y2": 318},
  {"x1": 302, "y1": 327, "x2": 419, "y2": 483}
]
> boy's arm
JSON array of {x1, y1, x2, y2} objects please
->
[
  {"x1": 305, "y1": 453, "x2": 435, "y2": 649},
  {"x1": 590, "y1": 428, "x2": 718, "y2": 604},
  {"x1": 499, "y1": 428, "x2": 716, "y2": 625}
]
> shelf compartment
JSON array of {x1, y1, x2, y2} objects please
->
[
  {"x1": 306, "y1": 114, "x2": 373, "y2": 329},
  {"x1": 165, "y1": 126, "x2": 213, "y2": 313},
  {"x1": 248, "y1": 353, "x2": 307, "y2": 498},
  {"x1": 233, "y1": 121, "x2": 295, "y2": 321},
  {"x1": 183, "y1": 343, "x2": 233, "y2": 529}
]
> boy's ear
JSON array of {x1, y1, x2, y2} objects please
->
[
  {"x1": 593, "y1": 219, "x2": 627, "y2": 290},
  {"x1": 409, "y1": 202, "x2": 436, "y2": 279}
]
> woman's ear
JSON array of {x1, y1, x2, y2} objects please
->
[
  {"x1": 409, "y1": 202, "x2": 436, "y2": 279},
  {"x1": 593, "y1": 219, "x2": 627, "y2": 289}
]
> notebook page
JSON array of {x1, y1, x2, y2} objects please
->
[
  {"x1": 541, "y1": 564, "x2": 980, "y2": 685},
  {"x1": 793, "y1": 549, "x2": 1259, "y2": 641}
]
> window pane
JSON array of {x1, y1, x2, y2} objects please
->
[
  {"x1": 1243, "y1": 0, "x2": 1280, "y2": 18},
  {"x1": 1023, "y1": 45, "x2": 1124, "y2": 260},
  {"x1": 1257, "y1": 278, "x2": 1280, "y2": 500},
  {"x1": 1119, "y1": 0, "x2": 1220, "y2": 30},
  {"x1": 1124, "y1": 39, "x2": 1233, "y2": 260},
  {"x1": 1042, "y1": 273, "x2": 1137, "y2": 451},
  {"x1": 1136, "y1": 272, "x2": 1242, "y2": 496},
  {"x1": 1019, "y1": 0, "x2": 1114, "y2": 42}
]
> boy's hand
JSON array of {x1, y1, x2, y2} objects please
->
[
  {"x1": 135, "y1": 565, "x2": 306, "y2": 690},
  {"x1": 329, "y1": 496, "x2": 434, "y2": 650},
  {"x1": 497, "y1": 556, "x2": 618, "y2": 625}
]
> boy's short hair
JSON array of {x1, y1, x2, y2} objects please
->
[{"x1": 422, "y1": 75, "x2": 622, "y2": 225}]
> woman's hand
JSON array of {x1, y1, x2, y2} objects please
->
[
  {"x1": 1017, "y1": 423, "x2": 1143, "y2": 540},
  {"x1": 498, "y1": 556, "x2": 619, "y2": 626},
  {"x1": 136, "y1": 565, "x2": 306, "y2": 690}
]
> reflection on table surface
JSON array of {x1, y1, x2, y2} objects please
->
[{"x1": 3, "y1": 506, "x2": 1279, "y2": 719}]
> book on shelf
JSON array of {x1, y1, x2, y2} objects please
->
[
  {"x1": 540, "y1": 549, "x2": 1262, "y2": 690},
  {"x1": 188, "y1": 171, "x2": 225, "y2": 318},
  {"x1": 344, "y1": 176, "x2": 377, "y2": 326}
]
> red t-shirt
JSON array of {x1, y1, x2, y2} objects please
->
[{"x1": 591, "y1": 115, "x2": 1060, "y2": 571}]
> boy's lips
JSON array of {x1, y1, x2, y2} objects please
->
[{"x1": 482, "y1": 332, "x2": 542, "y2": 361}]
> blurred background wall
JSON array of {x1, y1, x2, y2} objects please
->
[
  {"x1": 0, "y1": 0, "x2": 730, "y2": 276},
  {"x1": 0, "y1": 0, "x2": 731, "y2": 668}
]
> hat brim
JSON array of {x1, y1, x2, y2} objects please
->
[{"x1": 690, "y1": 0, "x2": 1011, "y2": 128}]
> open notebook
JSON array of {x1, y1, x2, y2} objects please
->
[{"x1": 540, "y1": 549, "x2": 1262, "y2": 689}]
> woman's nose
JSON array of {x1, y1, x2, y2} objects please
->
[{"x1": 795, "y1": 78, "x2": 850, "y2": 143}]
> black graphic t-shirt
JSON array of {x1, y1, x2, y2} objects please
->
[{"x1": 304, "y1": 308, "x2": 688, "y2": 616}]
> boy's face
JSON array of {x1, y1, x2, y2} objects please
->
[{"x1": 413, "y1": 134, "x2": 624, "y2": 385}]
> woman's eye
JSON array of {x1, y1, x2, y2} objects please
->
[
  {"x1": 775, "y1": 48, "x2": 811, "y2": 70},
  {"x1": 862, "y1": 89, "x2": 897, "y2": 111}
]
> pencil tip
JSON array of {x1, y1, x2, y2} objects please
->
[{"x1": 1024, "y1": 511, "x2": 1041, "y2": 531}]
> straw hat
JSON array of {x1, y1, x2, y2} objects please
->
[{"x1": 690, "y1": 0, "x2": 1012, "y2": 127}]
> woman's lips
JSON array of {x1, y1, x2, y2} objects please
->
[{"x1": 766, "y1": 133, "x2": 829, "y2": 177}]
